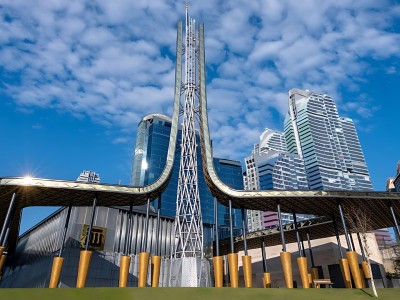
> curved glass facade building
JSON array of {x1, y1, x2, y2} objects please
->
[
  {"x1": 284, "y1": 89, "x2": 373, "y2": 191},
  {"x1": 131, "y1": 114, "x2": 243, "y2": 232}
]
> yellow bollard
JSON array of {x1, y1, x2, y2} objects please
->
[
  {"x1": 76, "y1": 250, "x2": 92, "y2": 288},
  {"x1": 263, "y1": 272, "x2": 271, "y2": 288},
  {"x1": 151, "y1": 255, "x2": 161, "y2": 287},
  {"x1": 346, "y1": 251, "x2": 363, "y2": 288},
  {"x1": 0, "y1": 254, "x2": 7, "y2": 276},
  {"x1": 280, "y1": 252, "x2": 293, "y2": 288},
  {"x1": 242, "y1": 255, "x2": 252, "y2": 288},
  {"x1": 361, "y1": 261, "x2": 371, "y2": 279},
  {"x1": 138, "y1": 252, "x2": 150, "y2": 288},
  {"x1": 308, "y1": 273, "x2": 313, "y2": 288},
  {"x1": 339, "y1": 258, "x2": 352, "y2": 288},
  {"x1": 297, "y1": 257, "x2": 309, "y2": 288},
  {"x1": 213, "y1": 256, "x2": 223, "y2": 288},
  {"x1": 227, "y1": 253, "x2": 238, "y2": 288},
  {"x1": 49, "y1": 257, "x2": 64, "y2": 288},
  {"x1": 119, "y1": 255, "x2": 131, "y2": 288},
  {"x1": 359, "y1": 267, "x2": 366, "y2": 288},
  {"x1": 310, "y1": 267, "x2": 319, "y2": 287}
]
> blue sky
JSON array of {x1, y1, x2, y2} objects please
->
[{"x1": 1, "y1": 0, "x2": 400, "y2": 233}]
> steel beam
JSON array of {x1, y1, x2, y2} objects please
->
[
  {"x1": 306, "y1": 230, "x2": 315, "y2": 267},
  {"x1": 241, "y1": 208, "x2": 248, "y2": 256},
  {"x1": 214, "y1": 198, "x2": 220, "y2": 256},
  {"x1": 0, "y1": 193, "x2": 16, "y2": 245},
  {"x1": 229, "y1": 200, "x2": 234, "y2": 254},
  {"x1": 293, "y1": 212, "x2": 303, "y2": 257},
  {"x1": 277, "y1": 202, "x2": 286, "y2": 252},
  {"x1": 337, "y1": 202, "x2": 352, "y2": 251},
  {"x1": 390, "y1": 204, "x2": 400, "y2": 240},
  {"x1": 261, "y1": 239, "x2": 268, "y2": 273},
  {"x1": 59, "y1": 205, "x2": 72, "y2": 257},
  {"x1": 155, "y1": 196, "x2": 162, "y2": 256},
  {"x1": 332, "y1": 214, "x2": 344, "y2": 259},
  {"x1": 85, "y1": 197, "x2": 97, "y2": 251},
  {"x1": 142, "y1": 198, "x2": 150, "y2": 252}
]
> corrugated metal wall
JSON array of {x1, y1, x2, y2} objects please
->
[{"x1": 0, "y1": 206, "x2": 176, "y2": 287}]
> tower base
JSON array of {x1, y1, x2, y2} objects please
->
[{"x1": 169, "y1": 257, "x2": 211, "y2": 287}]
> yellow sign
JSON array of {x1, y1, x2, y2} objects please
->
[{"x1": 80, "y1": 224, "x2": 106, "y2": 250}]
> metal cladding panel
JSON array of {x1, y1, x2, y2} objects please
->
[{"x1": 1, "y1": 206, "x2": 176, "y2": 284}]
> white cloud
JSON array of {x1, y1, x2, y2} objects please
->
[{"x1": 1, "y1": 0, "x2": 400, "y2": 162}]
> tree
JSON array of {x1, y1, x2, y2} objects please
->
[{"x1": 344, "y1": 206, "x2": 378, "y2": 297}]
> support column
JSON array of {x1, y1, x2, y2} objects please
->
[
  {"x1": 332, "y1": 215, "x2": 344, "y2": 259},
  {"x1": 338, "y1": 202, "x2": 363, "y2": 288},
  {"x1": 76, "y1": 197, "x2": 96, "y2": 288},
  {"x1": 0, "y1": 193, "x2": 16, "y2": 278},
  {"x1": 138, "y1": 198, "x2": 151, "y2": 288},
  {"x1": 333, "y1": 214, "x2": 351, "y2": 288},
  {"x1": 278, "y1": 202, "x2": 293, "y2": 288},
  {"x1": 390, "y1": 203, "x2": 400, "y2": 241},
  {"x1": 357, "y1": 232, "x2": 371, "y2": 280},
  {"x1": 300, "y1": 238, "x2": 306, "y2": 258},
  {"x1": 227, "y1": 200, "x2": 238, "y2": 288},
  {"x1": 119, "y1": 202, "x2": 133, "y2": 288},
  {"x1": 293, "y1": 212, "x2": 309, "y2": 289},
  {"x1": 0, "y1": 251, "x2": 6, "y2": 278},
  {"x1": 349, "y1": 233, "x2": 356, "y2": 252},
  {"x1": 306, "y1": 230, "x2": 319, "y2": 286},
  {"x1": 241, "y1": 208, "x2": 252, "y2": 288},
  {"x1": 151, "y1": 196, "x2": 162, "y2": 287},
  {"x1": 213, "y1": 198, "x2": 223, "y2": 288},
  {"x1": 261, "y1": 239, "x2": 271, "y2": 288},
  {"x1": 338, "y1": 203, "x2": 352, "y2": 251},
  {"x1": 0, "y1": 228, "x2": 10, "y2": 279},
  {"x1": 49, "y1": 205, "x2": 72, "y2": 288},
  {"x1": 0, "y1": 193, "x2": 16, "y2": 257}
]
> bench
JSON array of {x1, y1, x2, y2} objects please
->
[{"x1": 313, "y1": 279, "x2": 333, "y2": 288}]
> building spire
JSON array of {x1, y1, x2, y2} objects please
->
[
  {"x1": 186, "y1": 2, "x2": 189, "y2": 27},
  {"x1": 172, "y1": 3, "x2": 205, "y2": 287}
]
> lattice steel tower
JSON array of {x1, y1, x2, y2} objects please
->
[
  {"x1": 171, "y1": 4, "x2": 207, "y2": 287},
  {"x1": 174, "y1": 4, "x2": 203, "y2": 260}
]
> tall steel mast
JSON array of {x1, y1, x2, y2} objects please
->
[{"x1": 173, "y1": 3, "x2": 204, "y2": 286}]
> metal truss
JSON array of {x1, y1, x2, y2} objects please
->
[{"x1": 173, "y1": 6, "x2": 204, "y2": 261}]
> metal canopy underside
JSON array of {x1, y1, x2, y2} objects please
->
[
  {"x1": 1, "y1": 178, "x2": 400, "y2": 231},
  {"x1": 1, "y1": 177, "x2": 400, "y2": 255},
  {"x1": 218, "y1": 216, "x2": 344, "y2": 254},
  {"x1": 0, "y1": 177, "x2": 169, "y2": 253}
]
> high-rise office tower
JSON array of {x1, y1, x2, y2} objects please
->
[
  {"x1": 244, "y1": 129, "x2": 310, "y2": 231},
  {"x1": 131, "y1": 114, "x2": 243, "y2": 236},
  {"x1": 77, "y1": 170, "x2": 100, "y2": 183},
  {"x1": 284, "y1": 88, "x2": 373, "y2": 191}
]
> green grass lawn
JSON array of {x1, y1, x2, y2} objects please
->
[{"x1": 0, "y1": 288, "x2": 399, "y2": 300}]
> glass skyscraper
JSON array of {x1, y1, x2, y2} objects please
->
[
  {"x1": 284, "y1": 88, "x2": 373, "y2": 191},
  {"x1": 131, "y1": 114, "x2": 243, "y2": 231},
  {"x1": 76, "y1": 170, "x2": 100, "y2": 183},
  {"x1": 244, "y1": 129, "x2": 310, "y2": 231}
]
